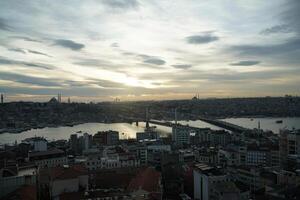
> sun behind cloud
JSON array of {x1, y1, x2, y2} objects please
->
[{"x1": 0, "y1": 0, "x2": 299, "y2": 101}]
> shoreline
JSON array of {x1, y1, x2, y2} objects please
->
[
  {"x1": 0, "y1": 121, "x2": 138, "y2": 135},
  {"x1": 1, "y1": 116, "x2": 299, "y2": 135}
]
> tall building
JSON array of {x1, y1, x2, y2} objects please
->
[
  {"x1": 77, "y1": 133, "x2": 93, "y2": 153},
  {"x1": 246, "y1": 146, "x2": 268, "y2": 166},
  {"x1": 135, "y1": 145, "x2": 148, "y2": 166},
  {"x1": 172, "y1": 126, "x2": 191, "y2": 145},
  {"x1": 83, "y1": 133, "x2": 92, "y2": 150},
  {"x1": 93, "y1": 130, "x2": 119, "y2": 145},
  {"x1": 279, "y1": 129, "x2": 300, "y2": 168},
  {"x1": 287, "y1": 129, "x2": 300, "y2": 155},
  {"x1": 279, "y1": 129, "x2": 288, "y2": 168},
  {"x1": 161, "y1": 152, "x2": 183, "y2": 199},
  {"x1": 193, "y1": 163, "x2": 228, "y2": 200},
  {"x1": 106, "y1": 131, "x2": 119, "y2": 145},
  {"x1": 136, "y1": 127, "x2": 159, "y2": 141},
  {"x1": 70, "y1": 134, "x2": 78, "y2": 154},
  {"x1": 1, "y1": 93, "x2": 3, "y2": 104}
]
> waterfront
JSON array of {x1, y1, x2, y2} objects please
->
[
  {"x1": 0, "y1": 122, "x2": 175, "y2": 145},
  {"x1": 1, "y1": 117, "x2": 300, "y2": 144},
  {"x1": 221, "y1": 117, "x2": 300, "y2": 133},
  {"x1": 0, "y1": 123, "x2": 142, "y2": 144}
]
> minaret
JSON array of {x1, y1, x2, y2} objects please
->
[
  {"x1": 175, "y1": 108, "x2": 178, "y2": 125},
  {"x1": 57, "y1": 93, "x2": 62, "y2": 103},
  {"x1": 145, "y1": 107, "x2": 149, "y2": 128},
  {"x1": 68, "y1": 97, "x2": 71, "y2": 104}
]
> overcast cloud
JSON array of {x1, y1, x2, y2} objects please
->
[{"x1": 0, "y1": 0, "x2": 299, "y2": 102}]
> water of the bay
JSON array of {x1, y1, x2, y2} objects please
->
[
  {"x1": 221, "y1": 117, "x2": 300, "y2": 133},
  {"x1": 1, "y1": 117, "x2": 299, "y2": 144}
]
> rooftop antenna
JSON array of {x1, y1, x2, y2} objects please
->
[{"x1": 175, "y1": 108, "x2": 178, "y2": 125}]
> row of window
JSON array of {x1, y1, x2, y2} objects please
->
[{"x1": 36, "y1": 158, "x2": 67, "y2": 167}]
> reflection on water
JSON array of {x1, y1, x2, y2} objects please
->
[
  {"x1": 174, "y1": 120, "x2": 223, "y2": 130},
  {"x1": 0, "y1": 123, "x2": 145, "y2": 144},
  {"x1": 1, "y1": 117, "x2": 300, "y2": 144}
]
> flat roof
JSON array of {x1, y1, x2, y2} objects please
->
[
  {"x1": 194, "y1": 163, "x2": 224, "y2": 176},
  {"x1": 28, "y1": 149, "x2": 64, "y2": 157}
]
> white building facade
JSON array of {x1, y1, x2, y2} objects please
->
[{"x1": 194, "y1": 163, "x2": 229, "y2": 200}]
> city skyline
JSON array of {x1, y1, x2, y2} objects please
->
[{"x1": 0, "y1": 0, "x2": 300, "y2": 102}]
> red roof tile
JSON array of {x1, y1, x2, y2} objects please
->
[
  {"x1": 19, "y1": 185, "x2": 37, "y2": 200},
  {"x1": 127, "y1": 167, "x2": 161, "y2": 193},
  {"x1": 55, "y1": 165, "x2": 87, "y2": 180},
  {"x1": 3, "y1": 185, "x2": 37, "y2": 200},
  {"x1": 40, "y1": 164, "x2": 87, "y2": 181},
  {"x1": 94, "y1": 171, "x2": 135, "y2": 189}
]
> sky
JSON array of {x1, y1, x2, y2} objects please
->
[{"x1": 0, "y1": 0, "x2": 299, "y2": 102}]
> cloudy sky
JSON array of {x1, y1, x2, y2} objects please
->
[{"x1": 0, "y1": 0, "x2": 299, "y2": 102}]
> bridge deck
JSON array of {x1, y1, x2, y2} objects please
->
[{"x1": 148, "y1": 118, "x2": 249, "y2": 133}]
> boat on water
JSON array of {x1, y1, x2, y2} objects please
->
[
  {"x1": 66, "y1": 123, "x2": 74, "y2": 127},
  {"x1": 276, "y1": 120, "x2": 283, "y2": 124},
  {"x1": 76, "y1": 130, "x2": 82, "y2": 133}
]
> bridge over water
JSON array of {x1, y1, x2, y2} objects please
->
[
  {"x1": 148, "y1": 120, "x2": 210, "y2": 131},
  {"x1": 128, "y1": 109, "x2": 250, "y2": 133},
  {"x1": 196, "y1": 117, "x2": 249, "y2": 133},
  {"x1": 148, "y1": 118, "x2": 249, "y2": 133}
]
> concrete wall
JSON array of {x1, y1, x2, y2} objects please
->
[{"x1": 0, "y1": 175, "x2": 36, "y2": 198}]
